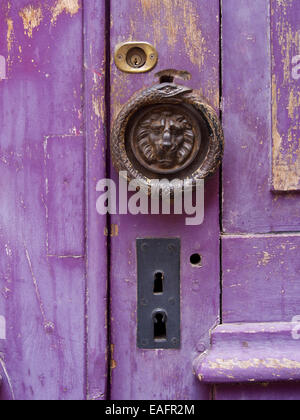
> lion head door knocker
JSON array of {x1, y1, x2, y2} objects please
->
[{"x1": 111, "y1": 70, "x2": 224, "y2": 193}]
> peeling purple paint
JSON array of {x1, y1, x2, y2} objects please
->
[{"x1": 0, "y1": 0, "x2": 299, "y2": 401}]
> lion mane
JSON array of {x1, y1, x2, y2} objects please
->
[{"x1": 136, "y1": 111, "x2": 195, "y2": 166}]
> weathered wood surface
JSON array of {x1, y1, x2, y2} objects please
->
[
  {"x1": 220, "y1": 233, "x2": 300, "y2": 399},
  {"x1": 222, "y1": 234, "x2": 300, "y2": 323},
  {"x1": 220, "y1": 0, "x2": 300, "y2": 400},
  {"x1": 83, "y1": 0, "x2": 108, "y2": 401},
  {"x1": 0, "y1": 0, "x2": 108, "y2": 400},
  {"x1": 271, "y1": 0, "x2": 300, "y2": 192},
  {"x1": 109, "y1": 0, "x2": 221, "y2": 400},
  {"x1": 222, "y1": 0, "x2": 300, "y2": 233},
  {"x1": 194, "y1": 322, "x2": 300, "y2": 384}
]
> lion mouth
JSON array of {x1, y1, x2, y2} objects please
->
[{"x1": 157, "y1": 159, "x2": 174, "y2": 167}]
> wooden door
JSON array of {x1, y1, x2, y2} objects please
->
[
  {"x1": 108, "y1": 0, "x2": 221, "y2": 400},
  {"x1": 0, "y1": 0, "x2": 299, "y2": 401},
  {"x1": 0, "y1": 0, "x2": 107, "y2": 400},
  {"x1": 195, "y1": 0, "x2": 300, "y2": 401}
]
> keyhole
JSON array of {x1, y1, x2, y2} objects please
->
[
  {"x1": 133, "y1": 56, "x2": 141, "y2": 66},
  {"x1": 153, "y1": 310, "x2": 167, "y2": 341},
  {"x1": 126, "y1": 47, "x2": 147, "y2": 69},
  {"x1": 153, "y1": 272, "x2": 164, "y2": 294}
]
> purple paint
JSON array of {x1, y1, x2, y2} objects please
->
[
  {"x1": 222, "y1": 234, "x2": 300, "y2": 323},
  {"x1": 222, "y1": 0, "x2": 300, "y2": 233},
  {"x1": 109, "y1": 0, "x2": 221, "y2": 400},
  {"x1": 194, "y1": 323, "x2": 300, "y2": 384},
  {"x1": 83, "y1": 0, "x2": 108, "y2": 401},
  {"x1": 0, "y1": 0, "x2": 88, "y2": 400},
  {"x1": 271, "y1": 0, "x2": 300, "y2": 192}
]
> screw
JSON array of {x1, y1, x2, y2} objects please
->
[
  {"x1": 141, "y1": 339, "x2": 149, "y2": 346},
  {"x1": 117, "y1": 54, "x2": 123, "y2": 60},
  {"x1": 171, "y1": 337, "x2": 179, "y2": 346},
  {"x1": 168, "y1": 244, "x2": 176, "y2": 253},
  {"x1": 141, "y1": 243, "x2": 149, "y2": 252},
  {"x1": 168, "y1": 297, "x2": 175, "y2": 305},
  {"x1": 197, "y1": 342, "x2": 206, "y2": 353}
]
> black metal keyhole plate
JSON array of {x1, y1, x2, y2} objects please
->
[{"x1": 137, "y1": 238, "x2": 181, "y2": 349}]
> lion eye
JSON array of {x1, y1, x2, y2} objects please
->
[{"x1": 152, "y1": 128, "x2": 162, "y2": 135}]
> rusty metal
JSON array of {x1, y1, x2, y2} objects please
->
[
  {"x1": 115, "y1": 42, "x2": 158, "y2": 73},
  {"x1": 129, "y1": 103, "x2": 202, "y2": 175},
  {"x1": 111, "y1": 72, "x2": 224, "y2": 191}
]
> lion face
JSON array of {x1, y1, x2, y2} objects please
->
[{"x1": 134, "y1": 108, "x2": 197, "y2": 174}]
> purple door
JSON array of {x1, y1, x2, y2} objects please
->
[{"x1": 0, "y1": 0, "x2": 299, "y2": 401}]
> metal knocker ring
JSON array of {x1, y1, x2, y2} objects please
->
[{"x1": 111, "y1": 70, "x2": 224, "y2": 193}]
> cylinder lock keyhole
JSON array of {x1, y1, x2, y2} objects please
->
[
  {"x1": 115, "y1": 42, "x2": 158, "y2": 73},
  {"x1": 126, "y1": 47, "x2": 147, "y2": 69}
]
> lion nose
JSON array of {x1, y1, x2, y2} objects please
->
[{"x1": 162, "y1": 130, "x2": 172, "y2": 150}]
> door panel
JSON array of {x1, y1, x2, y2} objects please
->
[
  {"x1": 223, "y1": 0, "x2": 300, "y2": 234},
  {"x1": 109, "y1": 0, "x2": 221, "y2": 400},
  {"x1": 83, "y1": 0, "x2": 108, "y2": 401},
  {"x1": 218, "y1": 0, "x2": 300, "y2": 400},
  {"x1": 271, "y1": 0, "x2": 300, "y2": 192},
  {"x1": 222, "y1": 234, "x2": 300, "y2": 323},
  {"x1": 0, "y1": 0, "x2": 299, "y2": 401}
]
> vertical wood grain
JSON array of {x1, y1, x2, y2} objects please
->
[
  {"x1": 221, "y1": 0, "x2": 300, "y2": 401},
  {"x1": 110, "y1": 0, "x2": 220, "y2": 400},
  {"x1": 222, "y1": 0, "x2": 300, "y2": 233},
  {"x1": 83, "y1": 0, "x2": 108, "y2": 401},
  {"x1": 0, "y1": 0, "x2": 86, "y2": 400},
  {"x1": 45, "y1": 135, "x2": 85, "y2": 257}
]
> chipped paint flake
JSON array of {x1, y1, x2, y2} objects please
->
[
  {"x1": 51, "y1": 0, "x2": 80, "y2": 25},
  {"x1": 6, "y1": 18, "x2": 14, "y2": 52},
  {"x1": 258, "y1": 251, "x2": 273, "y2": 267},
  {"x1": 110, "y1": 344, "x2": 117, "y2": 370},
  {"x1": 19, "y1": 5, "x2": 43, "y2": 38},
  {"x1": 92, "y1": 94, "x2": 105, "y2": 123},
  {"x1": 208, "y1": 358, "x2": 300, "y2": 371}
]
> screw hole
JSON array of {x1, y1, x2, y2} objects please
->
[{"x1": 190, "y1": 254, "x2": 202, "y2": 267}]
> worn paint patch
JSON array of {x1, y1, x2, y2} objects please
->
[
  {"x1": 6, "y1": 18, "x2": 14, "y2": 51},
  {"x1": 19, "y1": 5, "x2": 43, "y2": 38},
  {"x1": 272, "y1": 77, "x2": 300, "y2": 191},
  {"x1": 104, "y1": 224, "x2": 119, "y2": 237},
  {"x1": 92, "y1": 94, "x2": 105, "y2": 123},
  {"x1": 208, "y1": 358, "x2": 300, "y2": 371},
  {"x1": 271, "y1": 0, "x2": 300, "y2": 191},
  {"x1": 140, "y1": 0, "x2": 207, "y2": 69},
  {"x1": 51, "y1": 0, "x2": 80, "y2": 24}
]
